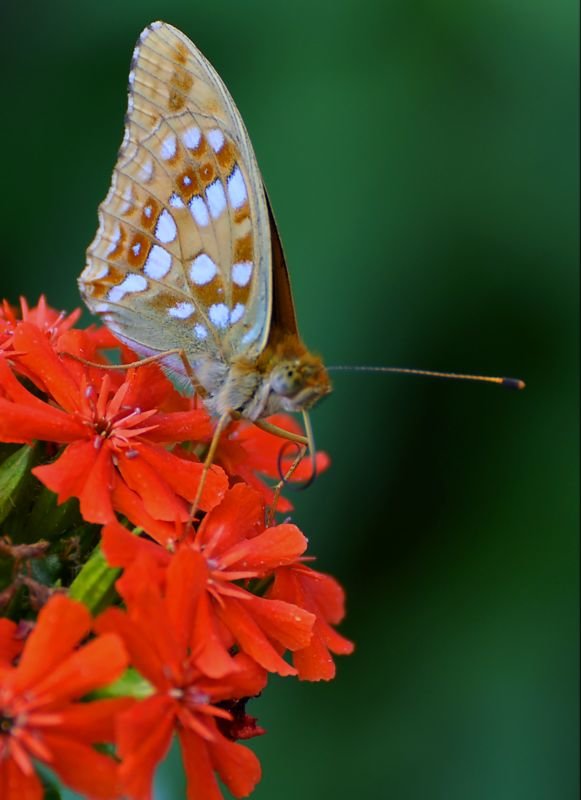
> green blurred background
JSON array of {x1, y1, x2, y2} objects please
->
[{"x1": 0, "y1": 1, "x2": 578, "y2": 798}]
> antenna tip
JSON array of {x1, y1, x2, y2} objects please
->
[{"x1": 502, "y1": 377, "x2": 526, "y2": 391}]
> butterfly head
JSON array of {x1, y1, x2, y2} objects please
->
[
  {"x1": 243, "y1": 333, "x2": 331, "y2": 418},
  {"x1": 269, "y1": 352, "x2": 331, "y2": 413}
]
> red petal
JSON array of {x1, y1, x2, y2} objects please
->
[
  {"x1": 293, "y1": 615, "x2": 354, "y2": 682},
  {"x1": 198, "y1": 484, "x2": 265, "y2": 557},
  {"x1": 13, "y1": 323, "x2": 82, "y2": 412},
  {"x1": 101, "y1": 521, "x2": 170, "y2": 571},
  {"x1": 136, "y1": 444, "x2": 228, "y2": 513},
  {"x1": 208, "y1": 653, "x2": 268, "y2": 703},
  {"x1": 192, "y1": 591, "x2": 238, "y2": 679},
  {"x1": 0, "y1": 757, "x2": 43, "y2": 800},
  {"x1": 217, "y1": 598, "x2": 297, "y2": 677},
  {"x1": 293, "y1": 628, "x2": 337, "y2": 682},
  {"x1": 32, "y1": 441, "x2": 98, "y2": 506},
  {"x1": 78, "y1": 443, "x2": 116, "y2": 523},
  {"x1": 117, "y1": 695, "x2": 175, "y2": 800},
  {"x1": 110, "y1": 479, "x2": 178, "y2": 546},
  {"x1": 178, "y1": 727, "x2": 224, "y2": 800},
  {"x1": 240, "y1": 593, "x2": 315, "y2": 651},
  {"x1": 95, "y1": 605, "x2": 172, "y2": 691},
  {"x1": 299, "y1": 566, "x2": 347, "y2": 624},
  {"x1": 10, "y1": 595, "x2": 91, "y2": 694},
  {"x1": 32, "y1": 633, "x2": 128, "y2": 704},
  {"x1": 317, "y1": 616, "x2": 355, "y2": 656},
  {"x1": 208, "y1": 727, "x2": 262, "y2": 798},
  {"x1": 166, "y1": 547, "x2": 207, "y2": 652},
  {"x1": 117, "y1": 448, "x2": 189, "y2": 521},
  {"x1": 0, "y1": 398, "x2": 85, "y2": 443},
  {"x1": 42, "y1": 733, "x2": 121, "y2": 799},
  {"x1": 144, "y1": 409, "x2": 212, "y2": 442},
  {"x1": 116, "y1": 362, "x2": 188, "y2": 412},
  {"x1": 219, "y1": 524, "x2": 307, "y2": 574},
  {"x1": 57, "y1": 697, "x2": 135, "y2": 743}
]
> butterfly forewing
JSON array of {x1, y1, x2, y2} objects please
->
[{"x1": 80, "y1": 21, "x2": 273, "y2": 381}]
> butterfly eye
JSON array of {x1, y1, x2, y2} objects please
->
[{"x1": 271, "y1": 363, "x2": 302, "y2": 397}]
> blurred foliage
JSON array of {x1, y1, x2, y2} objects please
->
[{"x1": 0, "y1": 1, "x2": 577, "y2": 798}]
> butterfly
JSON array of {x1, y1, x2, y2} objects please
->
[{"x1": 79, "y1": 21, "x2": 331, "y2": 438}]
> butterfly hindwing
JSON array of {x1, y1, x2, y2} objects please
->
[{"x1": 80, "y1": 21, "x2": 273, "y2": 381}]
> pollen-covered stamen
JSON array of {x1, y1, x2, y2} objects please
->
[
  {"x1": 198, "y1": 545, "x2": 258, "y2": 586},
  {"x1": 78, "y1": 374, "x2": 160, "y2": 444},
  {"x1": 180, "y1": 687, "x2": 232, "y2": 726}
]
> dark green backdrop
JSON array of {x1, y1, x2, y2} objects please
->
[{"x1": 0, "y1": 2, "x2": 578, "y2": 798}]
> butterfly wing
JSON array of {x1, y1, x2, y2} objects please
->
[
  {"x1": 79, "y1": 21, "x2": 273, "y2": 383},
  {"x1": 264, "y1": 189, "x2": 299, "y2": 340}
]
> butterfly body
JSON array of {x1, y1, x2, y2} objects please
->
[{"x1": 79, "y1": 21, "x2": 330, "y2": 421}]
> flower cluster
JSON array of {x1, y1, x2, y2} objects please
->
[{"x1": 0, "y1": 298, "x2": 353, "y2": 800}]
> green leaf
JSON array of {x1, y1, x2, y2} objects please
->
[
  {"x1": 36, "y1": 763, "x2": 64, "y2": 799},
  {"x1": 91, "y1": 667, "x2": 154, "y2": 700},
  {"x1": 69, "y1": 545, "x2": 120, "y2": 615},
  {"x1": 0, "y1": 444, "x2": 36, "y2": 525},
  {"x1": 26, "y1": 488, "x2": 82, "y2": 541}
]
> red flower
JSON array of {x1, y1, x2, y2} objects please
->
[
  {"x1": 103, "y1": 484, "x2": 316, "y2": 678},
  {"x1": 0, "y1": 323, "x2": 227, "y2": 526},
  {"x1": 0, "y1": 296, "x2": 80, "y2": 351},
  {"x1": 0, "y1": 594, "x2": 131, "y2": 799},
  {"x1": 267, "y1": 564, "x2": 354, "y2": 681},
  {"x1": 96, "y1": 548, "x2": 268, "y2": 800},
  {"x1": 215, "y1": 415, "x2": 330, "y2": 511}
]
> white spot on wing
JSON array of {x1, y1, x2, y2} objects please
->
[
  {"x1": 138, "y1": 158, "x2": 154, "y2": 183},
  {"x1": 132, "y1": 242, "x2": 141, "y2": 257},
  {"x1": 189, "y1": 196, "x2": 209, "y2": 227},
  {"x1": 144, "y1": 245, "x2": 172, "y2": 279},
  {"x1": 91, "y1": 264, "x2": 110, "y2": 280},
  {"x1": 105, "y1": 225, "x2": 121, "y2": 256},
  {"x1": 231, "y1": 261, "x2": 253, "y2": 287},
  {"x1": 189, "y1": 253, "x2": 217, "y2": 285},
  {"x1": 206, "y1": 180, "x2": 226, "y2": 219},
  {"x1": 155, "y1": 209, "x2": 177, "y2": 243},
  {"x1": 194, "y1": 323, "x2": 208, "y2": 340},
  {"x1": 209, "y1": 303, "x2": 229, "y2": 329},
  {"x1": 230, "y1": 303, "x2": 245, "y2": 324},
  {"x1": 169, "y1": 193, "x2": 185, "y2": 209},
  {"x1": 227, "y1": 166, "x2": 247, "y2": 209},
  {"x1": 108, "y1": 274, "x2": 147, "y2": 303},
  {"x1": 207, "y1": 129, "x2": 225, "y2": 152},
  {"x1": 183, "y1": 126, "x2": 201, "y2": 150},
  {"x1": 168, "y1": 302, "x2": 195, "y2": 319},
  {"x1": 119, "y1": 184, "x2": 134, "y2": 214},
  {"x1": 160, "y1": 133, "x2": 177, "y2": 160}
]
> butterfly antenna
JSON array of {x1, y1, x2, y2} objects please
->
[{"x1": 327, "y1": 365, "x2": 525, "y2": 390}]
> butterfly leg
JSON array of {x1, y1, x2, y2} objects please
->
[
  {"x1": 252, "y1": 419, "x2": 308, "y2": 446},
  {"x1": 60, "y1": 348, "x2": 208, "y2": 398},
  {"x1": 189, "y1": 409, "x2": 232, "y2": 523}
]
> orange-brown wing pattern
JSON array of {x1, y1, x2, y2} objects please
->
[{"x1": 79, "y1": 22, "x2": 273, "y2": 379}]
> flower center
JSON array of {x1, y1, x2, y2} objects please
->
[
  {"x1": 0, "y1": 711, "x2": 15, "y2": 734},
  {"x1": 183, "y1": 687, "x2": 210, "y2": 707}
]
